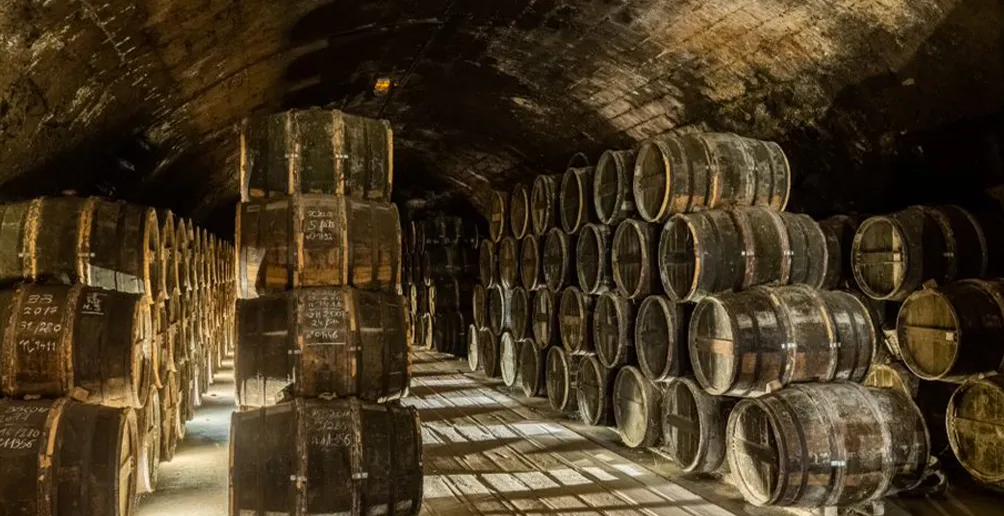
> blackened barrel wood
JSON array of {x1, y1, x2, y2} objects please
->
[
  {"x1": 947, "y1": 375, "x2": 1004, "y2": 487},
  {"x1": 0, "y1": 284, "x2": 153, "y2": 408},
  {"x1": 636, "y1": 296, "x2": 689, "y2": 382},
  {"x1": 576, "y1": 223, "x2": 613, "y2": 295},
  {"x1": 239, "y1": 109, "x2": 393, "y2": 202},
  {"x1": 730, "y1": 206, "x2": 791, "y2": 288},
  {"x1": 662, "y1": 377, "x2": 735, "y2": 473},
  {"x1": 633, "y1": 133, "x2": 790, "y2": 223},
  {"x1": 423, "y1": 245, "x2": 474, "y2": 282},
  {"x1": 577, "y1": 353, "x2": 614, "y2": 426},
  {"x1": 519, "y1": 339, "x2": 547, "y2": 397},
  {"x1": 480, "y1": 328, "x2": 501, "y2": 378},
  {"x1": 472, "y1": 284, "x2": 488, "y2": 329},
  {"x1": 487, "y1": 285, "x2": 510, "y2": 334},
  {"x1": 560, "y1": 167, "x2": 594, "y2": 234},
  {"x1": 818, "y1": 215, "x2": 859, "y2": 289},
  {"x1": 559, "y1": 287, "x2": 594, "y2": 354},
  {"x1": 498, "y1": 236, "x2": 519, "y2": 289},
  {"x1": 479, "y1": 239, "x2": 496, "y2": 286},
  {"x1": 531, "y1": 175, "x2": 560, "y2": 236},
  {"x1": 543, "y1": 228, "x2": 575, "y2": 291},
  {"x1": 593, "y1": 149, "x2": 638, "y2": 226},
  {"x1": 519, "y1": 235, "x2": 543, "y2": 290},
  {"x1": 431, "y1": 278, "x2": 472, "y2": 313},
  {"x1": 613, "y1": 366, "x2": 662, "y2": 448},
  {"x1": 532, "y1": 289, "x2": 558, "y2": 347},
  {"x1": 659, "y1": 210, "x2": 744, "y2": 302},
  {"x1": 235, "y1": 287, "x2": 409, "y2": 408},
  {"x1": 489, "y1": 190, "x2": 507, "y2": 242},
  {"x1": 508, "y1": 286, "x2": 531, "y2": 341},
  {"x1": 546, "y1": 347, "x2": 580, "y2": 415},
  {"x1": 727, "y1": 383, "x2": 929, "y2": 507},
  {"x1": 467, "y1": 325, "x2": 481, "y2": 372},
  {"x1": 237, "y1": 195, "x2": 400, "y2": 297},
  {"x1": 690, "y1": 286, "x2": 876, "y2": 397},
  {"x1": 510, "y1": 184, "x2": 531, "y2": 239},
  {"x1": 612, "y1": 219, "x2": 657, "y2": 299},
  {"x1": 230, "y1": 398, "x2": 422, "y2": 516},
  {"x1": 433, "y1": 312, "x2": 470, "y2": 356},
  {"x1": 500, "y1": 332, "x2": 520, "y2": 387},
  {"x1": 0, "y1": 399, "x2": 138, "y2": 516},
  {"x1": 778, "y1": 212, "x2": 829, "y2": 288},
  {"x1": 897, "y1": 279, "x2": 1004, "y2": 380},
  {"x1": 593, "y1": 292, "x2": 635, "y2": 368}
]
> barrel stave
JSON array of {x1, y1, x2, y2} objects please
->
[
  {"x1": 613, "y1": 366, "x2": 662, "y2": 448},
  {"x1": 559, "y1": 287, "x2": 594, "y2": 354},
  {"x1": 593, "y1": 149, "x2": 638, "y2": 226},
  {"x1": 543, "y1": 228, "x2": 575, "y2": 291},
  {"x1": 593, "y1": 292, "x2": 635, "y2": 369},
  {"x1": 612, "y1": 219, "x2": 657, "y2": 300},
  {"x1": 577, "y1": 354, "x2": 614, "y2": 426},
  {"x1": 575, "y1": 223, "x2": 613, "y2": 295}
]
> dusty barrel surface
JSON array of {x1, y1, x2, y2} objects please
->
[
  {"x1": 532, "y1": 289, "x2": 557, "y2": 347},
  {"x1": 559, "y1": 287, "x2": 594, "y2": 354},
  {"x1": 230, "y1": 398, "x2": 423, "y2": 516},
  {"x1": 731, "y1": 206, "x2": 791, "y2": 288},
  {"x1": 560, "y1": 166, "x2": 595, "y2": 234},
  {"x1": 543, "y1": 228, "x2": 575, "y2": 291},
  {"x1": 727, "y1": 383, "x2": 929, "y2": 507},
  {"x1": 662, "y1": 377, "x2": 735, "y2": 473},
  {"x1": 778, "y1": 212, "x2": 829, "y2": 288},
  {"x1": 498, "y1": 236, "x2": 519, "y2": 288},
  {"x1": 0, "y1": 284, "x2": 153, "y2": 408},
  {"x1": 508, "y1": 286, "x2": 531, "y2": 341},
  {"x1": 612, "y1": 219, "x2": 658, "y2": 300},
  {"x1": 546, "y1": 347, "x2": 580, "y2": 414},
  {"x1": 235, "y1": 287, "x2": 410, "y2": 408},
  {"x1": 510, "y1": 183, "x2": 531, "y2": 239},
  {"x1": 136, "y1": 385, "x2": 162, "y2": 494},
  {"x1": 593, "y1": 149, "x2": 638, "y2": 226},
  {"x1": 593, "y1": 292, "x2": 635, "y2": 368},
  {"x1": 947, "y1": 375, "x2": 1004, "y2": 487},
  {"x1": 489, "y1": 190, "x2": 507, "y2": 242},
  {"x1": 239, "y1": 109, "x2": 393, "y2": 202},
  {"x1": 467, "y1": 326, "x2": 481, "y2": 371},
  {"x1": 897, "y1": 279, "x2": 1004, "y2": 380},
  {"x1": 487, "y1": 284, "x2": 510, "y2": 334},
  {"x1": 690, "y1": 286, "x2": 876, "y2": 397},
  {"x1": 237, "y1": 195, "x2": 401, "y2": 297},
  {"x1": 577, "y1": 353, "x2": 614, "y2": 426},
  {"x1": 519, "y1": 234, "x2": 543, "y2": 290},
  {"x1": 531, "y1": 175, "x2": 560, "y2": 236},
  {"x1": 499, "y1": 332, "x2": 520, "y2": 387},
  {"x1": 472, "y1": 284, "x2": 487, "y2": 329},
  {"x1": 818, "y1": 215, "x2": 859, "y2": 288},
  {"x1": 614, "y1": 366, "x2": 662, "y2": 448},
  {"x1": 635, "y1": 296, "x2": 689, "y2": 382},
  {"x1": 576, "y1": 223, "x2": 613, "y2": 295},
  {"x1": 658, "y1": 210, "x2": 744, "y2": 302},
  {"x1": 0, "y1": 399, "x2": 138, "y2": 516},
  {"x1": 479, "y1": 328, "x2": 501, "y2": 378},
  {"x1": 519, "y1": 339, "x2": 547, "y2": 397},
  {"x1": 479, "y1": 239, "x2": 496, "y2": 286},
  {"x1": 633, "y1": 133, "x2": 790, "y2": 223}
]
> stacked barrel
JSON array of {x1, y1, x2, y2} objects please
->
[
  {"x1": 0, "y1": 196, "x2": 233, "y2": 514},
  {"x1": 232, "y1": 108, "x2": 422, "y2": 516}
]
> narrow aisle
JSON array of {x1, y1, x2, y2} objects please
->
[{"x1": 138, "y1": 360, "x2": 234, "y2": 516}]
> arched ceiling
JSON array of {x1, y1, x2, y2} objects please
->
[{"x1": 0, "y1": 0, "x2": 1001, "y2": 232}]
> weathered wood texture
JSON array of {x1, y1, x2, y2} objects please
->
[
  {"x1": 575, "y1": 223, "x2": 614, "y2": 295},
  {"x1": 662, "y1": 377, "x2": 735, "y2": 473},
  {"x1": 432, "y1": 312, "x2": 470, "y2": 357},
  {"x1": 422, "y1": 245, "x2": 475, "y2": 284},
  {"x1": 479, "y1": 328, "x2": 501, "y2": 378},
  {"x1": 509, "y1": 184, "x2": 531, "y2": 239},
  {"x1": 240, "y1": 109, "x2": 393, "y2": 202},
  {"x1": 635, "y1": 295, "x2": 689, "y2": 382},
  {"x1": 508, "y1": 286, "x2": 530, "y2": 341},
  {"x1": 613, "y1": 365, "x2": 662, "y2": 448},
  {"x1": 489, "y1": 191, "x2": 507, "y2": 242},
  {"x1": 542, "y1": 228, "x2": 575, "y2": 292},
  {"x1": 230, "y1": 398, "x2": 422, "y2": 516},
  {"x1": 518, "y1": 338, "x2": 547, "y2": 398},
  {"x1": 472, "y1": 284, "x2": 487, "y2": 330},
  {"x1": 466, "y1": 325, "x2": 480, "y2": 372},
  {"x1": 518, "y1": 235, "x2": 543, "y2": 290},
  {"x1": 531, "y1": 289, "x2": 557, "y2": 347},
  {"x1": 530, "y1": 175, "x2": 560, "y2": 237},
  {"x1": 559, "y1": 166, "x2": 595, "y2": 234},
  {"x1": 577, "y1": 353, "x2": 614, "y2": 426},
  {"x1": 499, "y1": 332, "x2": 520, "y2": 388},
  {"x1": 546, "y1": 346, "x2": 580, "y2": 415},
  {"x1": 593, "y1": 149, "x2": 638, "y2": 226},
  {"x1": 498, "y1": 236, "x2": 519, "y2": 289},
  {"x1": 947, "y1": 375, "x2": 1004, "y2": 487},
  {"x1": 593, "y1": 292, "x2": 635, "y2": 368},
  {"x1": 478, "y1": 239, "x2": 496, "y2": 287},
  {"x1": 136, "y1": 384, "x2": 162, "y2": 495},
  {"x1": 558, "y1": 287, "x2": 593, "y2": 355},
  {"x1": 612, "y1": 218, "x2": 658, "y2": 299},
  {"x1": 487, "y1": 285, "x2": 510, "y2": 334}
]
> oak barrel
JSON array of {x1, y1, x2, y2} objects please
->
[
  {"x1": 658, "y1": 210, "x2": 743, "y2": 302},
  {"x1": 510, "y1": 183, "x2": 531, "y2": 239},
  {"x1": 230, "y1": 398, "x2": 422, "y2": 516},
  {"x1": 519, "y1": 339, "x2": 547, "y2": 397},
  {"x1": 430, "y1": 278, "x2": 472, "y2": 313},
  {"x1": 543, "y1": 228, "x2": 575, "y2": 291},
  {"x1": 818, "y1": 215, "x2": 859, "y2": 289},
  {"x1": 690, "y1": 286, "x2": 876, "y2": 397},
  {"x1": 577, "y1": 354, "x2": 614, "y2": 426},
  {"x1": 478, "y1": 239, "x2": 496, "y2": 286},
  {"x1": 519, "y1": 234, "x2": 543, "y2": 290},
  {"x1": 499, "y1": 332, "x2": 520, "y2": 387},
  {"x1": 136, "y1": 385, "x2": 161, "y2": 494},
  {"x1": 947, "y1": 375, "x2": 1004, "y2": 486},
  {"x1": 235, "y1": 287, "x2": 409, "y2": 408},
  {"x1": 0, "y1": 399, "x2": 138, "y2": 516},
  {"x1": 559, "y1": 287, "x2": 594, "y2": 354},
  {"x1": 897, "y1": 279, "x2": 1004, "y2": 381},
  {"x1": 593, "y1": 292, "x2": 635, "y2": 368},
  {"x1": 433, "y1": 312, "x2": 469, "y2": 356},
  {"x1": 532, "y1": 289, "x2": 558, "y2": 347},
  {"x1": 509, "y1": 286, "x2": 531, "y2": 341},
  {"x1": 498, "y1": 236, "x2": 519, "y2": 289},
  {"x1": 156, "y1": 209, "x2": 180, "y2": 299},
  {"x1": 612, "y1": 218, "x2": 657, "y2": 299},
  {"x1": 546, "y1": 347, "x2": 580, "y2": 414},
  {"x1": 422, "y1": 245, "x2": 474, "y2": 283},
  {"x1": 633, "y1": 133, "x2": 790, "y2": 223},
  {"x1": 593, "y1": 149, "x2": 638, "y2": 226},
  {"x1": 575, "y1": 223, "x2": 613, "y2": 295},
  {"x1": 778, "y1": 212, "x2": 830, "y2": 288},
  {"x1": 559, "y1": 166, "x2": 594, "y2": 234},
  {"x1": 472, "y1": 284, "x2": 488, "y2": 329},
  {"x1": 613, "y1": 366, "x2": 662, "y2": 448},
  {"x1": 0, "y1": 201, "x2": 32, "y2": 286},
  {"x1": 727, "y1": 383, "x2": 929, "y2": 507},
  {"x1": 0, "y1": 284, "x2": 153, "y2": 408},
  {"x1": 237, "y1": 195, "x2": 401, "y2": 297},
  {"x1": 530, "y1": 175, "x2": 560, "y2": 236},
  {"x1": 636, "y1": 296, "x2": 689, "y2": 382},
  {"x1": 467, "y1": 325, "x2": 481, "y2": 372},
  {"x1": 158, "y1": 371, "x2": 180, "y2": 462},
  {"x1": 487, "y1": 285, "x2": 510, "y2": 334},
  {"x1": 480, "y1": 328, "x2": 501, "y2": 378},
  {"x1": 662, "y1": 377, "x2": 735, "y2": 473},
  {"x1": 489, "y1": 190, "x2": 507, "y2": 242}
]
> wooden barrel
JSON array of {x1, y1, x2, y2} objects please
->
[
  {"x1": 559, "y1": 287, "x2": 593, "y2": 354},
  {"x1": 0, "y1": 201, "x2": 32, "y2": 286},
  {"x1": 727, "y1": 383, "x2": 929, "y2": 507},
  {"x1": 636, "y1": 296, "x2": 689, "y2": 382},
  {"x1": 0, "y1": 284, "x2": 152, "y2": 408},
  {"x1": 659, "y1": 210, "x2": 742, "y2": 302},
  {"x1": 519, "y1": 339, "x2": 547, "y2": 397},
  {"x1": 662, "y1": 377, "x2": 735, "y2": 473},
  {"x1": 509, "y1": 286, "x2": 531, "y2": 341},
  {"x1": 423, "y1": 216, "x2": 478, "y2": 248},
  {"x1": 818, "y1": 215, "x2": 859, "y2": 289},
  {"x1": 543, "y1": 228, "x2": 575, "y2": 291},
  {"x1": 230, "y1": 398, "x2": 422, "y2": 516},
  {"x1": 479, "y1": 239, "x2": 496, "y2": 286},
  {"x1": 852, "y1": 205, "x2": 987, "y2": 301},
  {"x1": 158, "y1": 371, "x2": 180, "y2": 462},
  {"x1": 546, "y1": 347, "x2": 580, "y2": 414},
  {"x1": 472, "y1": 284, "x2": 488, "y2": 329},
  {"x1": 479, "y1": 328, "x2": 501, "y2": 378},
  {"x1": 593, "y1": 149, "x2": 638, "y2": 226},
  {"x1": 575, "y1": 223, "x2": 613, "y2": 295},
  {"x1": 499, "y1": 332, "x2": 520, "y2": 387},
  {"x1": 489, "y1": 190, "x2": 507, "y2": 242},
  {"x1": 864, "y1": 362, "x2": 920, "y2": 398},
  {"x1": 487, "y1": 285, "x2": 510, "y2": 334},
  {"x1": 593, "y1": 292, "x2": 635, "y2": 368},
  {"x1": 632, "y1": 133, "x2": 790, "y2": 223},
  {"x1": 237, "y1": 195, "x2": 400, "y2": 297},
  {"x1": 730, "y1": 206, "x2": 792, "y2": 289},
  {"x1": 417, "y1": 313, "x2": 433, "y2": 349},
  {"x1": 690, "y1": 286, "x2": 876, "y2": 397},
  {"x1": 239, "y1": 109, "x2": 393, "y2": 202},
  {"x1": 0, "y1": 399, "x2": 138, "y2": 516},
  {"x1": 778, "y1": 212, "x2": 830, "y2": 288},
  {"x1": 532, "y1": 289, "x2": 557, "y2": 347},
  {"x1": 577, "y1": 354, "x2": 614, "y2": 426},
  {"x1": 175, "y1": 218, "x2": 192, "y2": 292},
  {"x1": 947, "y1": 375, "x2": 1004, "y2": 486},
  {"x1": 430, "y1": 278, "x2": 472, "y2": 313},
  {"x1": 498, "y1": 236, "x2": 519, "y2": 288},
  {"x1": 433, "y1": 312, "x2": 470, "y2": 356},
  {"x1": 897, "y1": 279, "x2": 1004, "y2": 380},
  {"x1": 422, "y1": 245, "x2": 474, "y2": 282},
  {"x1": 614, "y1": 366, "x2": 662, "y2": 448},
  {"x1": 136, "y1": 384, "x2": 162, "y2": 494},
  {"x1": 157, "y1": 209, "x2": 180, "y2": 299},
  {"x1": 519, "y1": 234, "x2": 543, "y2": 290},
  {"x1": 612, "y1": 219, "x2": 657, "y2": 299},
  {"x1": 531, "y1": 175, "x2": 560, "y2": 236},
  {"x1": 467, "y1": 325, "x2": 481, "y2": 372},
  {"x1": 235, "y1": 287, "x2": 409, "y2": 408},
  {"x1": 559, "y1": 167, "x2": 594, "y2": 234},
  {"x1": 510, "y1": 183, "x2": 531, "y2": 239}
]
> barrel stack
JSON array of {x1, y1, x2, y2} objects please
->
[{"x1": 232, "y1": 108, "x2": 421, "y2": 516}]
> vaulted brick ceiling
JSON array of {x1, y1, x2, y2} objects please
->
[{"x1": 0, "y1": 1, "x2": 1001, "y2": 232}]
